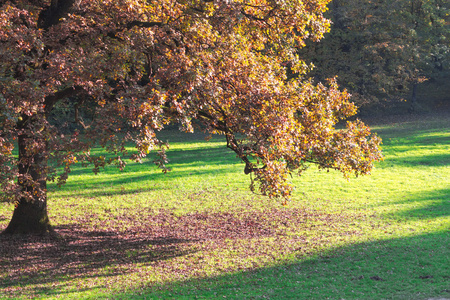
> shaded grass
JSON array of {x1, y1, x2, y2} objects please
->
[
  {"x1": 0, "y1": 113, "x2": 449, "y2": 299},
  {"x1": 122, "y1": 230, "x2": 450, "y2": 300}
]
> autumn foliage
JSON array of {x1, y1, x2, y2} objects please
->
[{"x1": 0, "y1": 0, "x2": 382, "y2": 234}]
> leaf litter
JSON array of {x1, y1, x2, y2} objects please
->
[{"x1": 0, "y1": 206, "x2": 367, "y2": 298}]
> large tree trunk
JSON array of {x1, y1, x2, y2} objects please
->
[
  {"x1": 2, "y1": 199, "x2": 51, "y2": 235},
  {"x1": 2, "y1": 117, "x2": 52, "y2": 235}
]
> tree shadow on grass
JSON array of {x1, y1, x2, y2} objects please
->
[
  {"x1": 63, "y1": 142, "x2": 236, "y2": 178},
  {"x1": 1, "y1": 203, "x2": 449, "y2": 299},
  {"x1": 384, "y1": 188, "x2": 450, "y2": 219},
  {"x1": 0, "y1": 225, "x2": 195, "y2": 288},
  {"x1": 382, "y1": 153, "x2": 450, "y2": 167},
  {"x1": 0, "y1": 208, "x2": 277, "y2": 298},
  {"x1": 48, "y1": 145, "x2": 243, "y2": 199},
  {"x1": 125, "y1": 230, "x2": 450, "y2": 300},
  {"x1": 381, "y1": 134, "x2": 450, "y2": 148},
  {"x1": 360, "y1": 187, "x2": 450, "y2": 220}
]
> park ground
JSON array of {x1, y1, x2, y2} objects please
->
[{"x1": 0, "y1": 112, "x2": 449, "y2": 299}]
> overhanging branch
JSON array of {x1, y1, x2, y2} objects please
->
[{"x1": 126, "y1": 21, "x2": 164, "y2": 29}]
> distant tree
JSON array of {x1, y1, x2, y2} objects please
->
[
  {"x1": 299, "y1": 0, "x2": 450, "y2": 110},
  {"x1": 0, "y1": 0, "x2": 382, "y2": 235}
]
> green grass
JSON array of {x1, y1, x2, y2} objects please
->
[{"x1": 0, "y1": 113, "x2": 449, "y2": 299}]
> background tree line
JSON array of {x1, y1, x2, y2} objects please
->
[{"x1": 299, "y1": 0, "x2": 450, "y2": 115}]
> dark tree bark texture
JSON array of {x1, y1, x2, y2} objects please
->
[{"x1": 2, "y1": 199, "x2": 51, "y2": 235}]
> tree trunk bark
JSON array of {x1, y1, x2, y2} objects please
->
[
  {"x1": 410, "y1": 82, "x2": 419, "y2": 113},
  {"x1": 2, "y1": 117, "x2": 52, "y2": 235},
  {"x1": 2, "y1": 198, "x2": 51, "y2": 235}
]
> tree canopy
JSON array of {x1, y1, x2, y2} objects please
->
[{"x1": 0, "y1": 0, "x2": 382, "y2": 234}]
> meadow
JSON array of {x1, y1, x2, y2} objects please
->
[{"x1": 0, "y1": 113, "x2": 449, "y2": 299}]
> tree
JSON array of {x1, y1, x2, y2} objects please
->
[
  {"x1": 0, "y1": 0, "x2": 382, "y2": 235},
  {"x1": 299, "y1": 0, "x2": 450, "y2": 110}
]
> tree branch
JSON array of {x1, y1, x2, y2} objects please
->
[
  {"x1": 74, "y1": 96, "x2": 90, "y2": 130},
  {"x1": 126, "y1": 21, "x2": 164, "y2": 29}
]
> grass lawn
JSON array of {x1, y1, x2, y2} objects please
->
[{"x1": 0, "y1": 113, "x2": 449, "y2": 299}]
